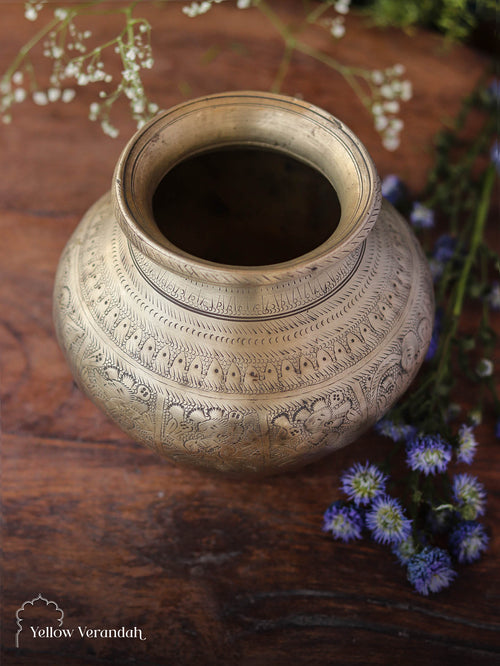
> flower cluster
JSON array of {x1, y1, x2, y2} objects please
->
[
  {"x1": 182, "y1": 0, "x2": 226, "y2": 18},
  {"x1": 322, "y1": 500, "x2": 363, "y2": 542},
  {"x1": 406, "y1": 434, "x2": 452, "y2": 476},
  {"x1": 381, "y1": 174, "x2": 405, "y2": 205},
  {"x1": 324, "y1": 417, "x2": 490, "y2": 594},
  {"x1": 319, "y1": 0, "x2": 352, "y2": 40},
  {"x1": 3, "y1": 1, "x2": 414, "y2": 147},
  {"x1": 323, "y1": 463, "x2": 413, "y2": 563},
  {"x1": 366, "y1": 65, "x2": 412, "y2": 151},
  {"x1": 428, "y1": 235, "x2": 457, "y2": 281},
  {"x1": 406, "y1": 547, "x2": 456, "y2": 596},
  {"x1": 410, "y1": 201, "x2": 434, "y2": 229},
  {"x1": 456, "y1": 424, "x2": 478, "y2": 465},
  {"x1": 2, "y1": 2, "x2": 158, "y2": 134},
  {"x1": 24, "y1": 0, "x2": 46, "y2": 22}
]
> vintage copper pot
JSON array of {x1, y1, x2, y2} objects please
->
[{"x1": 53, "y1": 92, "x2": 433, "y2": 476}]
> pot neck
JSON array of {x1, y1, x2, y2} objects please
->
[{"x1": 113, "y1": 91, "x2": 381, "y2": 289}]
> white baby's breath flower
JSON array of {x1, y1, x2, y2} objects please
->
[
  {"x1": 33, "y1": 90, "x2": 48, "y2": 105},
  {"x1": 54, "y1": 8, "x2": 68, "y2": 21},
  {"x1": 64, "y1": 63, "x2": 79, "y2": 78},
  {"x1": 12, "y1": 71, "x2": 24, "y2": 85},
  {"x1": 89, "y1": 101, "x2": 99, "y2": 119},
  {"x1": 101, "y1": 119, "x2": 119, "y2": 138},
  {"x1": 47, "y1": 87, "x2": 61, "y2": 102},
  {"x1": 25, "y1": 2, "x2": 42, "y2": 22},
  {"x1": 61, "y1": 88, "x2": 76, "y2": 103},
  {"x1": 183, "y1": 1, "x2": 211, "y2": 17},
  {"x1": 382, "y1": 133, "x2": 400, "y2": 151},
  {"x1": 237, "y1": 0, "x2": 252, "y2": 7},
  {"x1": 372, "y1": 70, "x2": 384, "y2": 85},
  {"x1": 330, "y1": 18, "x2": 345, "y2": 39},
  {"x1": 375, "y1": 115, "x2": 389, "y2": 131},
  {"x1": 14, "y1": 88, "x2": 27, "y2": 103},
  {"x1": 400, "y1": 80, "x2": 412, "y2": 101},
  {"x1": 390, "y1": 118, "x2": 404, "y2": 132},
  {"x1": 383, "y1": 100, "x2": 400, "y2": 114},
  {"x1": 133, "y1": 99, "x2": 145, "y2": 113},
  {"x1": 380, "y1": 84, "x2": 394, "y2": 99},
  {"x1": 335, "y1": 0, "x2": 351, "y2": 15}
]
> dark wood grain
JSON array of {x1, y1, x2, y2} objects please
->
[{"x1": 1, "y1": 2, "x2": 499, "y2": 665}]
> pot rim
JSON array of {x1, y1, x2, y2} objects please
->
[{"x1": 113, "y1": 91, "x2": 381, "y2": 285}]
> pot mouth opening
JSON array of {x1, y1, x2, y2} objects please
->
[
  {"x1": 114, "y1": 92, "x2": 380, "y2": 284},
  {"x1": 151, "y1": 146, "x2": 341, "y2": 267}
]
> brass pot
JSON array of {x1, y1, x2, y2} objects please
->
[{"x1": 53, "y1": 92, "x2": 433, "y2": 476}]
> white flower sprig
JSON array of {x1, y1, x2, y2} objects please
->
[
  {"x1": 3, "y1": 0, "x2": 413, "y2": 149},
  {"x1": 253, "y1": 0, "x2": 412, "y2": 151},
  {"x1": 1, "y1": 2, "x2": 158, "y2": 137}
]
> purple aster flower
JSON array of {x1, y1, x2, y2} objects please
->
[
  {"x1": 374, "y1": 418, "x2": 417, "y2": 442},
  {"x1": 340, "y1": 461, "x2": 388, "y2": 506},
  {"x1": 407, "y1": 547, "x2": 456, "y2": 595},
  {"x1": 476, "y1": 358, "x2": 493, "y2": 378},
  {"x1": 425, "y1": 324, "x2": 439, "y2": 360},
  {"x1": 410, "y1": 202, "x2": 434, "y2": 229},
  {"x1": 487, "y1": 78, "x2": 500, "y2": 101},
  {"x1": 381, "y1": 174, "x2": 405, "y2": 205},
  {"x1": 486, "y1": 282, "x2": 500, "y2": 311},
  {"x1": 449, "y1": 521, "x2": 489, "y2": 564},
  {"x1": 433, "y1": 234, "x2": 456, "y2": 263},
  {"x1": 452, "y1": 473, "x2": 487, "y2": 520},
  {"x1": 322, "y1": 500, "x2": 364, "y2": 542},
  {"x1": 425, "y1": 308, "x2": 442, "y2": 361},
  {"x1": 406, "y1": 434, "x2": 452, "y2": 476},
  {"x1": 428, "y1": 258, "x2": 444, "y2": 281},
  {"x1": 365, "y1": 495, "x2": 412, "y2": 545},
  {"x1": 456, "y1": 424, "x2": 478, "y2": 464},
  {"x1": 491, "y1": 141, "x2": 500, "y2": 174}
]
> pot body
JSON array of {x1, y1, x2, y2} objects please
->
[{"x1": 53, "y1": 92, "x2": 434, "y2": 476}]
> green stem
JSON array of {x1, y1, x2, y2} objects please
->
[
  {"x1": 255, "y1": 0, "x2": 296, "y2": 45},
  {"x1": 452, "y1": 164, "x2": 495, "y2": 318},
  {"x1": 2, "y1": 15, "x2": 60, "y2": 83},
  {"x1": 304, "y1": 1, "x2": 332, "y2": 25},
  {"x1": 271, "y1": 41, "x2": 294, "y2": 93},
  {"x1": 293, "y1": 40, "x2": 371, "y2": 108},
  {"x1": 411, "y1": 163, "x2": 496, "y2": 407}
]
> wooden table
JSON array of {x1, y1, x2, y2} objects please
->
[{"x1": 1, "y1": 2, "x2": 498, "y2": 664}]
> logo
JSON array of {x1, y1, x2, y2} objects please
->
[
  {"x1": 16, "y1": 593, "x2": 64, "y2": 648},
  {"x1": 15, "y1": 594, "x2": 146, "y2": 648}
]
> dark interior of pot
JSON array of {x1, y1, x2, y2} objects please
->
[{"x1": 152, "y1": 147, "x2": 341, "y2": 266}]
